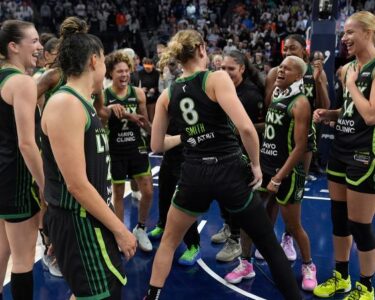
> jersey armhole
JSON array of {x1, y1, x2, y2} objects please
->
[
  {"x1": 0, "y1": 70, "x2": 23, "y2": 89},
  {"x1": 286, "y1": 94, "x2": 304, "y2": 117},
  {"x1": 167, "y1": 86, "x2": 172, "y2": 102},
  {"x1": 103, "y1": 90, "x2": 109, "y2": 106},
  {"x1": 55, "y1": 87, "x2": 92, "y2": 132},
  {"x1": 202, "y1": 71, "x2": 210, "y2": 93}
]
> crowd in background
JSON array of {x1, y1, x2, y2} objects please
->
[{"x1": 1, "y1": 0, "x2": 374, "y2": 73}]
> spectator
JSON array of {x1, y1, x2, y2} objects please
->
[
  {"x1": 223, "y1": 39, "x2": 237, "y2": 54},
  {"x1": 139, "y1": 57, "x2": 160, "y2": 122}
]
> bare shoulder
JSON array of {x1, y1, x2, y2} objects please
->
[
  {"x1": 134, "y1": 86, "x2": 146, "y2": 98},
  {"x1": 2, "y1": 73, "x2": 36, "y2": 102},
  {"x1": 205, "y1": 70, "x2": 231, "y2": 88},
  {"x1": 44, "y1": 91, "x2": 84, "y2": 117}
]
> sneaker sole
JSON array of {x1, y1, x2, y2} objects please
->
[
  {"x1": 139, "y1": 245, "x2": 153, "y2": 252},
  {"x1": 313, "y1": 286, "x2": 352, "y2": 298},
  {"x1": 178, "y1": 254, "x2": 201, "y2": 266},
  {"x1": 225, "y1": 272, "x2": 256, "y2": 284},
  {"x1": 302, "y1": 282, "x2": 317, "y2": 292}
]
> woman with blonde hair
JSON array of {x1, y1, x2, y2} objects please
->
[
  {"x1": 143, "y1": 29, "x2": 301, "y2": 300},
  {"x1": 313, "y1": 11, "x2": 375, "y2": 299}
]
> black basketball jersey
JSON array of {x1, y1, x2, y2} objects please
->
[
  {"x1": 332, "y1": 58, "x2": 375, "y2": 165},
  {"x1": 303, "y1": 64, "x2": 316, "y2": 110},
  {"x1": 168, "y1": 71, "x2": 239, "y2": 159},
  {"x1": 0, "y1": 68, "x2": 34, "y2": 213},
  {"x1": 42, "y1": 86, "x2": 112, "y2": 213},
  {"x1": 104, "y1": 85, "x2": 144, "y2": 155},
  {"x1": 260, "y1": 93, "x2": 305, "y2": 174}
]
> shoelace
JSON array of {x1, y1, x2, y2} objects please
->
[
  {"x1": 302, "y1": 265, "x2": 314, "y2": 280},
  {"x1": 233, "y1": 260, "x2": 247, "y2": 273},
  {"x1": 346, "y1": 288, "x2": 362, "y2": 300},
  {"x1": 283, "y1": 236, "x2": 293, "y2": 248},
  {"x1": 320, "y1": 276, "x2": 338, "y2": 287}
]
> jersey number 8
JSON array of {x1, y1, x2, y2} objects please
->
[{"x1": 180, "y1": 97, "x2": 199, "y2": 125}]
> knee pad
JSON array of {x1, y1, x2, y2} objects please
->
[
  {"x1": 349, "y1": 220, "x2": 375, "y2": 252},
  {"x1": 331, "y1": 200, "x2": 350, "y2": 237}
]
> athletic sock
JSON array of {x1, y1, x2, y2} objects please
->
[
  {"x1": 138, "y1": 223, "x2": 146, "y2": 230},
  {"x1": 302, "y1": 260, "x2": 312, "y2": 266},
  {"x1": 11, "y1": 270, "x2": 33, "y2": 300},
  {"x1": 360, "y1": 274, "x2": 373, "y2": 292},
  {"x1": 335, "y1": 261, "x2": 349, "y2": 279},
  {"x1": 144, "y1": 285, "x2": 162, "y2": 300}
]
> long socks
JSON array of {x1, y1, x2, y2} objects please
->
[{"x1": 11, "y1": 270, "x2": 33, "y2": 300}]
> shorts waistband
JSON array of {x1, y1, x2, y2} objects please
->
[{"x1": 186, "y1": 151, "x2": 242, "y2": 165}]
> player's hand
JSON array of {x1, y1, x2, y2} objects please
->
[
  {"x1": 266, "y1": 176, "x2": 281, "y2": 194},
  {"x1": 346, "y1": 63, "x2": 359, "y2": 87},
  {"x1": 249, "y1": 163, "x2": 262, "y2": 191},
  {"x1": 313, "y1": 60, "x2": 323, "y2": 81},
  {"x1": 114, "y1": 228, "x2": 137, "y2": 260},
  {"x1": 126, "y1": 113, "x2": 148, "y2": 127},
  {"x1": 108, "y1": 104, "x2": 126, "y2": 119},
  {"x1": 313, "y1": 108, "x2": 330, "y2": 124}
]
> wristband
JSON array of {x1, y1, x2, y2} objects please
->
[{"x1": 271, "y1": 179, "x2": 281, "y2": 187}]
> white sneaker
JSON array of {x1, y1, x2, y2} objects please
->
[
  {"x1": 211, "y1": 224, "x2": 231, "y2": 244},
  {"x1": 42, "y1": 254, "x2": 63, "y2": 277},
  {"x1": 216, "y1": 238, "x2": 241, "y2": 262},
  {"x1": 280, "y1": 233, "x2": 297, "y2": 261},
  {"x1": 133, "y1": 225, "x2": 152, "y2": 252},
  {"x1": 131, "y1": 191, "x2": 142, "y2": 201},
  {"x1": 254, "y1": 249, "x2": 264, "y2": 260}
]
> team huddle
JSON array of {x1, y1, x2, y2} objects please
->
[{"x1": 0, "y1": 9, "x2": 374, "y2": 300}]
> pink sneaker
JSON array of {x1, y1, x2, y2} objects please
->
[
  {"x1": 280, "y1": 233, "x2": 297, "y2": 261},
  {"x1": 224, "y1": 258, "x2": 256, "y2": 284},
  {"x1": 302, "y1": 263, "x2": 317, "y2": 291}
]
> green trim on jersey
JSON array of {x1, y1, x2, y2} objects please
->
[
  {"x1": 175, "y1": 71, "x2": 201, "y2": 83},
  {"x1": 346, "y1": 158, "x2": 375, "y2": 186},
  {"x1": 107, "y1": 85, "x2": 132, "y2": 101},
  {"x1": 225, "y1": 192, "x2": 253, "y2": 213},
  {"x1": 276, "y1": 172, "x2": 296, "y2": 205},
  {"x1": 0, "y1": 68, "x2": 23, "y2": 88},
  {"x1": 286, "y1": 95, "x2": 302, "y2": 117},
  {"x1": 167, "y1": 86, "x2": 172, "y2": 101},
  {"x1": 94, "y1": 228, "x2": 127, "y2": 285},
  {"x1": 172, "y1": 200, "x2": 203, "y2": 217},
  {"x1": 202, "y1": 71, "x2": 210, "y2": 93},
  {"x1": 56, "y1": 86, "x2": 93, "y2": 132},
  {"x1": 73, "y1": 215, "x2": 109, "y2": 298},
  {"x1": 31, "y1": 183, "x2": 41, "y2": 209},
  {"x1": 76, "y1": 291, "x2": 110, "y2": 300},
  {"x1": 80, "y1": 207, "x2": 87, "y2": 218},
  {"x1": 132, "y1": 160, "x2": 151, "y2": 178},
  {"x1": 111, "y1": 179, "x2": 126, "y2": 184},
  {"x1": 287, "y1": 119, "x2": 295, "y2": 154},
  {"x1": 33, "y1": 67, "x2": 46, "y2": 76},
  {"x1": 326, "y1": 168, "x2": 346, "y2": 177}
]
